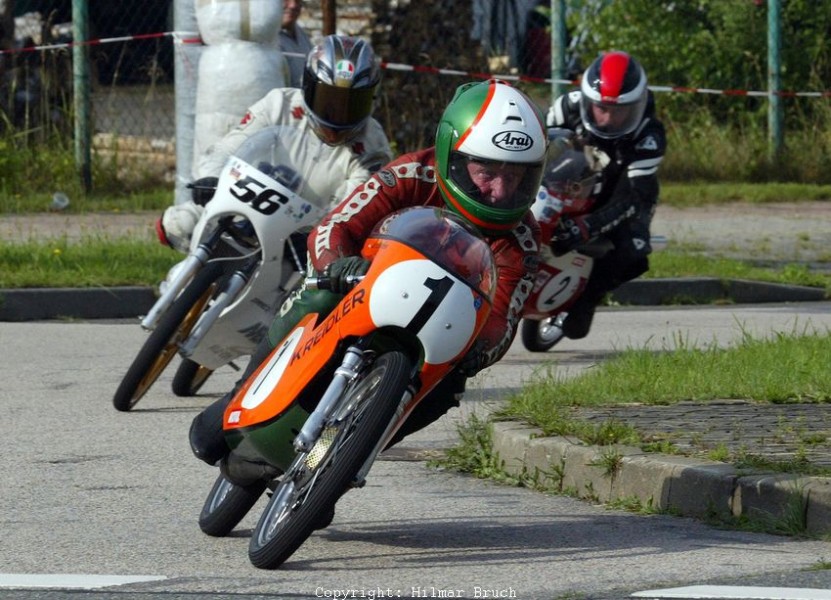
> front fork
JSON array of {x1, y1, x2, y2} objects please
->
[
  {"x1": 178, "y1": 253, "x2": 261, "y2": 357},
  {"x1": 292, "y1": 344, "x2": 415, "y2": 488},
  {"x1": 141, "y1": 226, "x2": 227, "y2": 330}
]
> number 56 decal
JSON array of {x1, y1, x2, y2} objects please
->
[{"x1": 231, "y1": 175, "x2": 289, "y2": 215}]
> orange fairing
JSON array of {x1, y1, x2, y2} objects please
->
[{"x1": 224, "y1": 207, "x2": 495, "y2": 431}]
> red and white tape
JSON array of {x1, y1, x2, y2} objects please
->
[{"x1": 3, "y1": 30, "x2": 831, "y2": 99}]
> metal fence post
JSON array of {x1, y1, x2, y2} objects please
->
[
  {"x1": 72, "y1": 0, "x2": 91, "y2": 191},
  {"x1": 767, "y1": 0, "x2": 783, "y2": 160},
  {"x1": 549, "y1": 0, "x2": 566, "y2": 105}
]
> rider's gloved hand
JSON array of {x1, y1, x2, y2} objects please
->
[
  {"x1": 190, "y1": 177, "x2": 219, "y2": 206},
  {"x1": 458, "y1": 340, "x2": 489, "y2": 377},
  {"x1": 550, "y1": 215, "x2": 591, "y2": 256},
  {"x1": 326, "y1": 256, "x2": 371, "y2": 293},
  {"x1": 157, "y1": 202, "x2": 205, "y2": 253}
]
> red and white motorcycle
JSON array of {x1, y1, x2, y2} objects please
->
[{"x1": 520, "y1": 143, "x2": 665, "y2": 352}]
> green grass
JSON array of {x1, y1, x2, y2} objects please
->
[
  {"x1": 0, "y1": 189, "x2": 172, "y2": 214},
  {"x1": 507, "y1": 329, "x2": 831, "y2": 417},
  {"x1": 661, "y1": 182, "x2": 831, "y2": 207},
  {"x1": 647, "y1": 247, "x2": 831, "y2": 294},
  {"x1": 0, "y1": 236, "x2": 179, "y2": 288}
]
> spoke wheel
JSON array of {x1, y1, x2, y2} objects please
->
[
  {"x1": 112, "y1": 262, "x2": 224, "y2": 411},
  {"x1": 172, "y1": 358, "x2": 214, "y2": 397},
  {"x1": 248, "y1": 351, "x2": 412, "y2": 570},
  {"x1": 520, "y1": 316, "x2": 565, "y2": 353},
  {"x1": 199, "y1": 474, "x2": 268, "y2": 537}
]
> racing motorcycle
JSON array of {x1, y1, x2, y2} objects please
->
[
  {"x1": 112, "y1": 126, "x2": 327, "y2": 411},
  {"x1": 520, "y1": 143, "x2": 666, "y2": 352},
  {"x1": 197, "y1": 206, "x2": 496, "y2": 570}
]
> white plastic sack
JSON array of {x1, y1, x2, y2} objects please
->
[
  {"x1": 195, "y1": 0, "x2": 282, "y2": 45},
  {"x1": 192, "y1": 42, "x2": 285, "y2": 172}
]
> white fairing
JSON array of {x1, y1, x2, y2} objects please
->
[
  {"x1": 532, "y1": 252, "x2": 593, "y2": 313},
  {"x1": 368, "y1": 259, "x2": 479, "y2": 365},
  {"x1": 183, "y1": 156, "x2": 324, "y2": 369},
  {"x1": 240, "y1": 327, "x2": 306, "y2": 410}
]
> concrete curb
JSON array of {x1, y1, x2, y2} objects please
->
[
  {"x1": 613, "y1": 277, "x2": 827, "y2": 305},
  {"x1": 491, "y1": 422, "x2": 831, "y2": 536},
  {"x1": 0, "y1": 278, "x2": 826, "y2": 322},
  {"x1": 0, "y1": 286, "x2": 156, "y2": 321}
]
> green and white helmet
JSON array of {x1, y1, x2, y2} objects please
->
[{"x1": 435, "y1": 79, "x2": 548, "y2": 235}]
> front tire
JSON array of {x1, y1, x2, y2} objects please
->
[
  {"x1": 520, "y1": 316, "x2": 565, "y2": 353},
  {"x1": 199, "y1": 474, "x2": 268, "y2": 537},
  {"x1": 112, "y1": 262, "x2": 224, "y2": 412},
  {"x1": 248, "y1": 351, "x2": 412, "y2": 570},
  {"x1": 171, "y1": 358, "x2": 214, "y2": 397}
]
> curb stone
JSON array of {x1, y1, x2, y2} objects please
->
[
  {"x1": 491, "y1": 422, "x2": 831, "y2": 536},
  {"x1": 0, "y1": 278, "x2": 825, "y2": 322}
]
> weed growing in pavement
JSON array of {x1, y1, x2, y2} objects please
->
[{"x1": 806, "y1": 559, "x2": 831, "y2": 571}]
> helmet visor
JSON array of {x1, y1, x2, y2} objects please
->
[
  {"x1": 448, "y1": 152, "x2": 543, "y2": 211},
  {"x1": 303, "y1": 79, "x2": 376, "y2": 129},
  {"x1": 580, "y1": 95, "x2": 647, "y2": 139}
]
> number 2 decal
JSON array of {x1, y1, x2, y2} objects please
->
[
  {"x1": 543, "y1": 275, "x2": 572, "y2": 306},
  {"x1": 231, "y1": 175, "x2": 289, "y2": 215},
  {"x1": 406, "y1": 276, "x2": 454, "y2": 334}
]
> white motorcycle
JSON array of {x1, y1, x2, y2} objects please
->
[{"x1": 113, "y1": 126, "x2": 327, "y2": 411}]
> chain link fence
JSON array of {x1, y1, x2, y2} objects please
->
[{"x1": 2, "y1": 0, "x2": 551, "y2": 189}]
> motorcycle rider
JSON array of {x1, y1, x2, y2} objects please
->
[
  {"x1": 157, "y1": 34, "x2": 393, "y2": 252},
  {"x1": 545, "y1": 50, "x2": 666, "y2": 340},
  {"x1": 189, "y1": 78, "x2": 549, "y2": 489}
]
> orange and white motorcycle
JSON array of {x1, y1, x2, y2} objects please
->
[{"x1": 197, "y1": 206, "x2": 496, "y2": 570}]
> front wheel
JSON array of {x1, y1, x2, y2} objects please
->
[
  {"x1": 199, "y1": 474, "x2": 268, "y2": 537},
  {"x1": 248, "y1": 351, "x2": 412, "y2": 570},
  {"x1": 520, "y1": 316, "x2": 565, "y2": 353},
  {"x1": 171, "y1": 358, "x2": 214, "y2": 397},
  {"x1": 112, "y1": 262, "x2": 224, "y2": 412}
]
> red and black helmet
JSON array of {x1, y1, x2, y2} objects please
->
[{"x1": 579, "y1": 51, "x2": 648, "y2": 140}]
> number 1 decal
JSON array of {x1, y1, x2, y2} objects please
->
[{"x1": 406, "y1": 276, "x2": 454, "y2": 334}]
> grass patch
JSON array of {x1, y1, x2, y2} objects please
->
[
  {"x1": 0, "y1": 236, "x2": 179, "y2": 288},
  {"x1": 647, "y1": 247, "x2": 831, "y2": 293},
  {"x1": 661, "y1": 182, "x2": 831, "y2": 207},
  {"x1": 505, "y1": 329, "x2": 831, "y2": 418},
  {"x1": 490, "y1": 328, "x2": 831, "y2": 477},
  {"x1": 0, "y1": 189, "x2": 172, "y2": 214},
  {"x1": 1, "y1": 230, "x2": 828, "y2": 293}
]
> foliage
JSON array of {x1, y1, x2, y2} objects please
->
[{"x1": 575, "y1": 0, "x2": 831, "y2": 125}]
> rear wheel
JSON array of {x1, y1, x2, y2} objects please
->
[
  {"x1": 171, "y1": 358, "x2": 214, "y2": 397},
  {"x1": 112, "y1": 262, "x2": 224, "y2": 412},
  {"x1": 248, "y1": 351, "x2": 412, "y2": 570},
  {"x1": 199, "y1": 474, "x2": 268, "y2": 537},
  {"x1": 520, "y1": 315, "x2": 565, "y2": 353}
]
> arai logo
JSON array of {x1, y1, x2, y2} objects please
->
[{"x1": 492, "y1": 130, "x2": 534, "y2": 151}]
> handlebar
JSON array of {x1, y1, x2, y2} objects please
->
[{"x1": 306, "y1": 274, "x2": 365, "y2": 292}]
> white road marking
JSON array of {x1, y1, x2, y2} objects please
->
[
  {"x1": 632, "y1": 586, "x2": 831, "y2": 600},
  {"x1": 0, "y1": 574, "x2": 166, "y2": 589}
]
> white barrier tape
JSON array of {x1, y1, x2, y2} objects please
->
[{"x1": 3, "y1": 30, "x2": 831, "y2": 99}]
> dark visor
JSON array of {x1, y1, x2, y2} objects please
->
[{"x1": 304, "y1": 82, "x2": 375, "y2": 129}]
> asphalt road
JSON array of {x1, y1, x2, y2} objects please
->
[{"x1": 2, "y1": 303, "x2": 831, "y2": 600}]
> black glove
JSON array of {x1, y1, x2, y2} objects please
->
[
  {"x1": 189, "y1": 176, "x2": 219, "y2": 206},
  {"x1": 326, "y1": 256, "x2": 371, "y2": 293},
  {"x1": 550, "y1": 215, "x2": 592, "y2": 256},
  {"x1": 458, "y1": 340, "x2": 489, "y2": 377}
]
